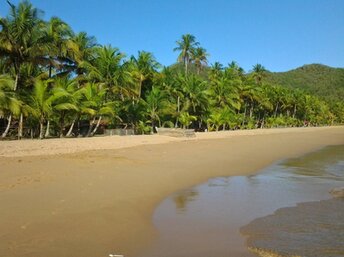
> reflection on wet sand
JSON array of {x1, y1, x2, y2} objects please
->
[{"x1": 173, "y1": 190, "x2": 199, "y2": 212}]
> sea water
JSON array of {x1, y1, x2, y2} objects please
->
[{"x1": 141, "y1": 145, "x2": 344, "y2": 257}]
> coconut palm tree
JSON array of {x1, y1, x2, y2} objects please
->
[
  {"x1": 209, "y1": 76, "x2": 241, "y2": 111},
  {"x1": 143, "y1": 86, "x2": 171, "y2": 133},
  {"x1": 252, "y1": 63, "x2": 267, "y2": 85},
  {"x1": 129, "y1": 51, "x2": 160, "y2": 99},
  {"x1": 52, "y1": 77, "x2": 80, "y2": 137},
  {"x1": 0, "y1": 0, "x2": 45, "y2": 91},
  {"x1": 0, "y1": 75, "x2": 21, "y2": 138},
  {"x1": 84, "y1": 45, "x2": 125, "y2": 101},
  {"x1": 79, "y1": 82, "x2": 115, "y2": 137},
  {"x1": 29, "y1": 79, "x2": 54, "y2": 139},
  {"x1": 173, "y1": 34, "x2": 199, "y2": 75},
  {"x1": 0, "y1": 0, "x2": 46, "y2": 138},
  {"x1": 42, "y1": 17, "x2": 73, "y2": 78},
  {"x1": 209, "y1": 62, "x2": 224, "y2": 81},
  {"x1": 67, "y1": 31, "x2": 97, "y2": 83},
  {"x1": 179, "y1": 112, "x2": 197, "y2": 129},
  {"x1": 190, "y1": 47, "x2": 209, "y2": 74}
]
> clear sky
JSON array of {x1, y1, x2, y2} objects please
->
[{"x1": 1, "y1": 0, "x2": 344, "y2": 72}]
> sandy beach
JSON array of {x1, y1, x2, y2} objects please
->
[{"x1": 0, "y1": 126, "x2": 343, "y2": 257}]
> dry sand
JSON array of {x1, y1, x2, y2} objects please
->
[{"x1": 0, "y1": 126, "x2": 343, "y2": 257}]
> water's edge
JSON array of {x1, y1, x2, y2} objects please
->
[{"x1": 142, "y1": 145, "x2": 344, "y2": 257}]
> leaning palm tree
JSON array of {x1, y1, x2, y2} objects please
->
[
  {"x1": 52, "y1": 77, "x2": 80, "y2": 137},
  {"x1": 0, "y1": 75, "x2": 21, "y2": 138},
  {"x1": 173, "y1": 34, "x2": 199, "y2": 75},
  {"x1": 79, "y1": 82, "x2": 115, "y2": 137},
  {"x1": 190, "y1": 47, "x2": 209, "y2": 74}
]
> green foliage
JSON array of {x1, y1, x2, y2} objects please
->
[
  {"x1": 264, "y1": 64, "x2": 344, "y2": 102},
  {"x1": 0, "y1": 1, "x2": 343, "y2": 139}
]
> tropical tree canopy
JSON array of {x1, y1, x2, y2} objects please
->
[{"x1": 0, "y1": 1, "x2": 343, "y2": 139}]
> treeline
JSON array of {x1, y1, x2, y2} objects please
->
[{"x1": 0, "y1": 1, "x2": 343, "y2": 139}]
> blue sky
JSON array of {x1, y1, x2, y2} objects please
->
[{"x1": 1, "y1": 0, "x2": 344, "y2": 72}]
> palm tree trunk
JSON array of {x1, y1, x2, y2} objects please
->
[
  {"x1": 87, "y1": 117, "x2": 96, "y2": 137},
  {"x1": 185, "y1": 60, "x2": 188, "y2": 75},
  {"x1": 59, "y1": 112, "x2": 65, "y2": 138},
  {"x1": 175, "y1": 96, "x2": 180, "y2": 128},
  {"x1": 45, "y1": 120, "x2": 50, "y2": 138},
  {"x1": 249, "y1": 104, "x2": 254, "y2": 118},
  {"x1": 293, "y1": 105, "x2": 297, "y2": 118},
  {"x1": 39, "y1": 121, "x2": 44, "y2": 139},
  {"x1": 49, "y1": 65, "x2": 52, "y2": 78},
  {"x1": 274, "y1": 103, "x2": 279, "y2": 117},
  {"x1": 1, "y1": 115, "x2": 12, "y2": 138},
  {"x1": 13, "y1": 74, "x2": 19, "y2": 91},
  {"x1": 66, "y1": 119, "x2": 76, "y2": 137},
  {"x1": 151, "y1": 120, "x2": 155, "y2": 134},
  {"x1": 90, "y1": 116, "x2": 102, "y2": 136},
  {"x1": 138, "y1": 79, "x2": 143, "y2": 99},
  {"x1": 3, "y1": 72, "x2": 20, "y2": 139},
  {"x1": 242, "y1": 106, "x2": 247, "y2": 126},
  {"x1": 18, "y1": 113, "x2": 23, "y2": 139}
]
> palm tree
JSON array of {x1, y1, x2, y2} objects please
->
[
  {"x1": 0, "y1": 75, "x2": 21, "y2": 138},
  {"x1": 252, "y1": 63, "x2": 267, "y2": 85},
  {"x1": 173, "y1": 34, "x2": 199, "y2": 75},
  {"x1": 85, "y1": 45, "x2": 125, "y2": 101},
  {"x1": 209, "y1": 76, "x2": 241, "y2": 110},
  {"x1": 29, "y1": 79, "x2": 55, "y2": 139},
  {"x1": 209, "y1": 62, "x2": 223, "y2": 81},
  {"x1": 0, "y1": 0, "x2": 45, "y2": 91},
  {"x1": 178, "y1": 75, "x2": 209, "y2": 115},
  {"x1": 129, "y1": 51, "x2": 160, "y2": 99},
  {"x1": 0, "y1": 0, "x2": 46, "y2": 138},
  {"x1": 190, "y1": 47, "x2": 209, "y2": 74},
  {"x1": 143, "y1": 86, "x2": 170, "y2": 133},
  {"x1": 79, "y1": 82, "x2": 115, "y2": 137},
  {"x1": 207, "y1": 109, "x2": 223, "y2": 131},
  {"x1": 42, "y1": 17, "x2": 73, "y2": 78},
  {"x1": 52, "y1": 77, "x2": 80, "y2": 137},
  {"x1": 67, "y1": 31, "x2": 97, "y2": 83},
  {"x1": 179, "y1": 112, "x2": 197, "y2": 129}
]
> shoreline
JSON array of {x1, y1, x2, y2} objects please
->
[
  {"x1": 0, "y1": 126, "x2": 341, "y2": 158},
  {"x1": 0, "y1": 126, "x2": 343, "y2": 257}
]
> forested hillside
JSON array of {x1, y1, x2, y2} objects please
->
[{"x1": 264, "y1": 64, "x2": 344, "y2": 101}]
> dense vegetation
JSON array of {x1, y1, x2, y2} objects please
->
[
  {"x1": 264, "y1": 64, "x2": 344, "y2": 102},
  {"x1": 1, "y1": 1, "x2": 343, "y2": 139}
]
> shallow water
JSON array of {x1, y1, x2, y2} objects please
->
[{"x1": 141, "y1": 145, "x2": 344, "y2": 257}]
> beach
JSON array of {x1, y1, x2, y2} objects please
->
[{"x1": 0, "y1": 126, "x2": 344, "y2": 257}]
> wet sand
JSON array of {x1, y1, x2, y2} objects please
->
[{"x1": 0, "y1": 127, "x2": 344, "y2": 257}]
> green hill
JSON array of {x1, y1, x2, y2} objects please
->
[
  {"x1": 264, "y1": 64, "x2": 344, "y2": 101},
  {"x1": 167, "y1": 62, "x2": 209, "y2": 79},
  {"x1": 168, "y1": 62, "x2": 344, "y2": 102}
]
